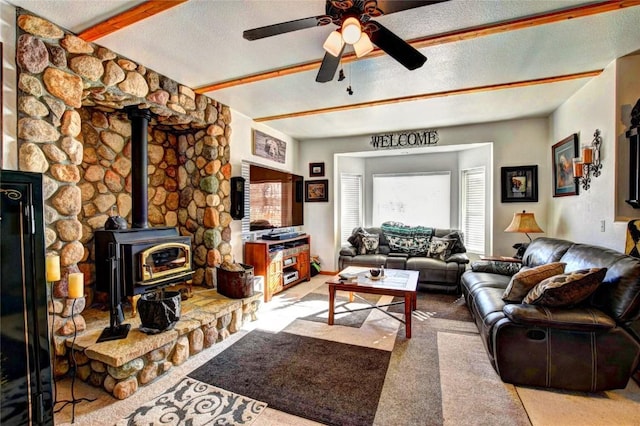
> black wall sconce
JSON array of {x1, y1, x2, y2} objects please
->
[{"x1": 572, "y1": 129, "x2": 603, "y2": 191}]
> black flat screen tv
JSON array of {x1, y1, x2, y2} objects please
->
[{"x1": 249, "y1": 164, "x2": 304, "y2": 231}]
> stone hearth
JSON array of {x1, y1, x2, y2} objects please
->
[{"x1": 63, "y1": 287, "x2": 261, "y2": 399}]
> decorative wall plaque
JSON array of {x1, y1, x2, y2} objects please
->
[{"x1": 370, "y1": 129, "x2": 438, "y2": 150}]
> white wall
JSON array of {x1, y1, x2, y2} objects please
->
[
  {"x1": 1, "y1": 2, "x2": 18, "y2": 170},
  {"x1": 228, "y1": 109, "x2": 300, "y2": 263},
  {"x1": 299, "y1": 118, "x2": 550, "y2": 271},
  {"x1": 549, "y1": 59, "x2": 628, "y2": 251}
]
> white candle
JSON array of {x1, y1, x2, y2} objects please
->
[
  {"x1": 68, "y1": 272, "x2": 84, "y2": 299},
  {"x1": 46, "y1": 255, "x2": 60, "y2": 282}
]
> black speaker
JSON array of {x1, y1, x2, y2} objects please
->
[
  {"x1": 231, "y1": 176, "x2": 244, "y2": 220},
  {"x1": 230, "y1": 176, "x2": 245, "y2": 220}
]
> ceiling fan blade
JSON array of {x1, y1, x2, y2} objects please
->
[
  {"x1": 368, "y1": 21, "x2": 426, "y2": 70},
  {"x1": 375, "y1": 0, "x2": 449, "y2": 15},
  {"x1": 243, "y1": 15, "x2": 331, "y2": 40},
  {"x1": 316, "y1": 46, "x2": 345, "y2": 83}
]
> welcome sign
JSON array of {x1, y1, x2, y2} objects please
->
[{"x1": 370, "y1": 129, "x2": 438, "y2": 150}]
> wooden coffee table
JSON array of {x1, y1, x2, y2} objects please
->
[{"x1": 326, "y1": 267, "x2": 419, "y2": 338}]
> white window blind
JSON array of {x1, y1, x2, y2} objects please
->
[
  {"x1": 461, "y1": 167, "x2": 485, "y2": 254},
  {"x1": 340, "y1": 173, "x2": 363, "y2": 245},
  {"x1": 372, "y1": 172, "x2": 450, "y2": 228}
]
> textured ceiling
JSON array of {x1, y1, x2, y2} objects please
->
[{"x1": 7, "y1": 0, "x2": 640, "y2": 139}]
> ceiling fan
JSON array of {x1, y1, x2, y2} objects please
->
[{"x1": 243, "y1": 0, "x2": 447, "y2": 83}]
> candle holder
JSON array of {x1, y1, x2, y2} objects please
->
[
  {"x1": 573, "y1": 129, "x2": 603, "y2": 191},
  {"x1": 54, "y1": 296, "x2": 95, "y2": 424}
]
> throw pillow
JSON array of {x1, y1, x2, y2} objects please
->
[
  {"x1": 426, "y1": 237, "x2": 455, "y2": 261},
  {"x1": 471, "y1": 260, "x2": 522, "y2": 276},
  {"x1": 359, "y1": 234, "x2": 380, "y2": 254},
  {"x1": 523, "y1": 268, "x2": 607, "y2": 307},
  {"x1": 444, "y1": 231, "x2": 466, "y2": 254},
  {"x1": 502, "y1": 262, "x2": 566, "y2": 303},
  {"x1": 347, "y1": 227, "x2": 365, "y2": 249}
]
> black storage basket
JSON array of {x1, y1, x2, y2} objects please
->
[{"x1": 137, "y1": 290, "x2": 181, "y2": 334}]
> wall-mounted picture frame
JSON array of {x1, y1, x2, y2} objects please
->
[
  {"x1": 305, "y1": 179, "x2": 328, "y2": 202},
  {"x1": 501, "y1": 165, "x2": 538, "y2": 203},
  {"x1": 552, "y1": 133, "x2": 579, "y2": 197},
  {"x1": 309, "y1": 162, "x2": 325, "y2": 177},
  {"x1": 252, "y1": 129, "x2": 286, "y2": 163}
]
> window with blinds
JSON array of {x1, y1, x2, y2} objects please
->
[
  {"x1": 340, "y1": 173, "x2": 363, "y2": 245},
  {"x1": 461, "y1": 167, "x2": 485, "y2": 254}
]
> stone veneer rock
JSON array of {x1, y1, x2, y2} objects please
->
[{"x1": 14, "y1": 9, "x2": 237, "y2": 385}]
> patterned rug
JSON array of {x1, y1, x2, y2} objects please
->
[
  {"x1": 297, "y1": 291, "x2": 382, "y2": 328},
  {"x1": 388, "y1": 291, "x2": 473, "y2": 322},
  {"x1": 188, "y1": 330, "x2": 391, "y2": 425},
  {"x1": 116, "y1": 377, "x2": 267, "y2": 425}
]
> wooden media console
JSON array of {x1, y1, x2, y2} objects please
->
[{"x1": 244, "y1": 234, "x2": 311, "y2": 302}]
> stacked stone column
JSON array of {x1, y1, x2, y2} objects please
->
[{"x1": 14, "y1": 11, "x2": 234, "y2": 381}]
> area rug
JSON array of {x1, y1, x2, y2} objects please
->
[
  {"x1": 188, "y1": 330, "x2": 391, "y2": 426},
  {"x1": 388, "y1": 292, "x2": 473, "y2": 322},
  {"x1": 115, "y1": 377, "x2": 267, "y2": 426},
  {"x1": 298, "y1": 291, "x2": 382, "y2": 328}
]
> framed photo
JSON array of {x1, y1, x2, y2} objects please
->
[
  {"x1": 309, "y1": 162, "x2": 325, "y2": 177},
  {"x1": 305, "y1": 179, "x2": 328, "y2": 202},
  {"x1": 501, "y1": 165, "x2": 538, "y2": 202},
  {"x1": 552, "y1": 134, "x2": 579, "y2": 197},
  {"x1": 252, "y1": 129, "x2": 286, "y2": 163}
]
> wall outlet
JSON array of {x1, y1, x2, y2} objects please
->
[{"x1": 600, "y1": 220, "x2": 606, "y2": 232}]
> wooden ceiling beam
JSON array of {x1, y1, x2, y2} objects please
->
[
  {"x1": 78, "y1": 0, "x2": 189, "y2": 42},
  {"x1": 195, "y1": 0, "x2": 638, "y2": 94},
  {"x1": 253, "y1": 70, "x2": 603, "y2": 122}
]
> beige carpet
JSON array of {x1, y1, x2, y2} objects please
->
[{"x1": 53, "y1": 276, "x2": 640, "y2": 425}]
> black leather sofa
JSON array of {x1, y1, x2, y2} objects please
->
[
  {"x1": 461, "y1": 237, "x2": 640, "y2": 391},
  {"x1": 339, "y1": 226, "x2": 469, "y2": 293}
]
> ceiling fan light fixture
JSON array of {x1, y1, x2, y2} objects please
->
[
  {"x1": 353, "y1": 32, "x2": 374, "y2": 58},
  {"x1": 323, "y1": 30, "x2": 345, "y2": 57},
  {"x1": 341, "y1": 17, "x2": 362, "y2": 44}
]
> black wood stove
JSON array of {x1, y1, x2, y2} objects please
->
[{"x1": 94, "y1": 108, "x2": 193, "y2": 342}]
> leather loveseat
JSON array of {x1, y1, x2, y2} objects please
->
[
  {"x1": 461, "y1": 237, "x2": 640, "y2": 391},
  {"x1": 339, "y1": 225, "x2": 469, "y2": 293}
]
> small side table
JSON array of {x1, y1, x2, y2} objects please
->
[{"x1": 480, "y1": 256, "x2": 522, "y2": 263}]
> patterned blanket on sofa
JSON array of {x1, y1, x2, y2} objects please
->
[{"x1": 381, "y1": 221, "x2": 434, "y2": 256}]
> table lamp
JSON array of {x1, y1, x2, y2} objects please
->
[{"x1": 504, "y1": 210, "x2": 544, "y2": 258}]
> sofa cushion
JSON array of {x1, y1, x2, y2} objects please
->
[
  {"x1": 381, "y1": 221, "x2": 433, "y2": 256},
  {"x1": 426, "y1": 236, "x2": 455, "y2": 261},
  {"x1": 502, "y1": 262, "x2": 566, "y2": 303},
  {"x1": 471, "y1": 260, "x2": 522, "y2": 276},
  {"x1": 523, "y1": 267, "x2": 607, "y2": 307},
  {"x1": 522, "y1": 237, "x2": 572, "y2": 268},
  {"x1": 461, "y1": 271, "x2": 511, "y2": 295},
  {"x1": 559, "y1": 243, "x2": 640, "y2": 322}
]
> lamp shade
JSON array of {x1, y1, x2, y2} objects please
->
[
  {"x1": 341, "y1": 17, "x2": 361, "y2": 44},
  {"x1": 504, "y1": 210, "x2": 544, "y2": 234},
  {"x1": 353, "y1": 32, "x2": 374, "y2": 58},
  {"x1": 323, "y1": 30, "x2": 344, "y2": 57}
]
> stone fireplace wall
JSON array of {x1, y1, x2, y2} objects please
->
[{"x1": 14, "y1": 9, "x2": 233, "y2": 375}]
